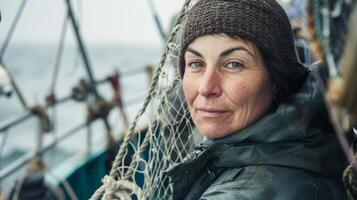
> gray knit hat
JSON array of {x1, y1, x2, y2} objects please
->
[{"x1": 179, "y1": 0, "x2": 308, "y2": 101}]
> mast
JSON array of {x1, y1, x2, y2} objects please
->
[
  {"x1": 64, "y1": 0, "x2": 113, "y2": 136},
  {"x1": 64, "y1": 0, "x2": 101, "y2": 100}
]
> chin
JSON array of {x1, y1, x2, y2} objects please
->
[{"x1": 199, "y1": 127, "x2": 235, "y2": 139}]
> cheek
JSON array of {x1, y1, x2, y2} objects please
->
[
  {"x1": 224, "y1": 79, "x2": 254, "y2": 104},
  {"x1": 182, "y1": 76, "x2": 196, "y2": 105},
  {"x1": 225, "y1": 75, "x2": 273, "y2": 108}
]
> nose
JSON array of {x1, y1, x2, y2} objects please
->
[{"x1": 198, "y1": 68, "x2": 222, "y2": 98}]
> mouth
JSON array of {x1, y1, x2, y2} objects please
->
[{"x1": 196, "y1": 107, "x2": 230, "y2": 118}]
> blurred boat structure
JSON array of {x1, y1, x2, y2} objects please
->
[{"x1": 0, "y1": 0, "x2": 166, "y2": 199}]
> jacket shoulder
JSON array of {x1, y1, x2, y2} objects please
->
[{"x1": 199, "y1": 165, "x2": 347, "y2": 200}]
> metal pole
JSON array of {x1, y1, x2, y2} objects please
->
[
  {"x1": 1, "y1": 61, "x2": 29, "y2": 109},
  {"x1": 0, "y1": 122, "x2": 87, "y2": 179},
  {"x1": 0, "y1": 0, "x2": 28, "y2": 61},
  {"x1": 147, "y1": 0, "x2": 166, "y2": 41},
  {"x1": 0, "y1": 95, "x2": 72, "y2": 133},
  {"x1": 0, "y1": 72, "x2": 120, "y2": 134},
  {"x1": 0, "y1": 94, "x2": 146, "y2": 179},
  {"x1": 64, "y1": 0, "x2": 101, "y2": 100}
]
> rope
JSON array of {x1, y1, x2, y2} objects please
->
[
  {"x1": 0, "y1": 61, "x2": 29, "y2": 109},
  {"x1": 147, "y1": 0, "x2": 166, "y2": 41},
  {"x1": 91, "y1": 175, "x2": 145, "y2": 200},
  {"x1": 343, "y1": 163, "x2": 357, "y2": 200},
  {"x1": 0, "y1": 130, "x2": 9, "y2": 186},
  {"x1": 102, "y1": 175, "x2": 143, "y2": 199},
  {"x1": 30, "y1": 105, "x2": 52, "y2": 133},
  {"x1": 29, "y1": 106, "x2": 50, "y2": 162},
  {"x1": 122, "y1": 77, "x2": 180, "y2": 183},
  {"x1": 103, "y1": 117, "x2": 115, "y2": 147},
  {"x1": 65, "y1": 0, "x2": 101, "y2": 100},
  {"x1": 0, "y1": 0, "x2": 28, "y2": 61},
  {"x1": 0, "y1": 2, "x2": 30, "y2": 110},
  {"x1": 86, "y1": 123, "x2": 93, "y2": 154},
  {"x1": 0, "y1": 0, "x2": 30, "y2": 108},
  {"x1": 51, "y1": 14, "x2": 69, "y2": 92},
  {"x1": 111, "y1": 65, "x2": 152, "y2": 78},
  {"x1": 107, "y1": 73, "x2": 130, "y2": 129},
  {"x1": 89, "y1": 185, "x2": 106, "y2": 200},
  {"x1": 89, "y1": 1, "x2": 192, "y2": 199},
  {"x1": 48, "y1": 96, "x2": 59, "y2": 167},
  {"x1": 108, "y1": 0, "x2": 191, "y2": 179},
  {"x1": 123, "y1": 127, "x2": 151, "y2": 180}
]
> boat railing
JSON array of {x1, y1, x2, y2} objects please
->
[
  {"x1": 0, "y1": 64, "x2": 153, "y2": 179},
  {"x1": 0, "y1": 65, "x2": 152, "y2": 134},
  {"x1": 0, "y1": 0, "x2": 156, "y2": 189},
  {"x1": 0, "y1": 0, "x2": 169, "y2": 197}
]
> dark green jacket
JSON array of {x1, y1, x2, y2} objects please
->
[{"x1": 167, "y1": 70, "x2": 348, "y2": 199}]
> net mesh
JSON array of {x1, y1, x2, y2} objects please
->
[{"x1": 90, "y1": 0, "x2": 202, "y2": 199}]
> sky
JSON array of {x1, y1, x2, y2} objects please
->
[{"x1": 0, "y1": 0, "x2": 185, "y2": 46}]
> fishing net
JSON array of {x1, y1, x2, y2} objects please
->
[{"x1": 90, "y1": 0, "x2": 202, "y2": 199}]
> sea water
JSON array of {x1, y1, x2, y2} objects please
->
[{"x1": 0, "y1": 42, "x2": 161, "y2": 192}]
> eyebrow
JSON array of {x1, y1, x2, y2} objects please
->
[
  {"x1": 186, "y1": 48, "x2": 202, "y2": 57},
  {"x1": 186, "y1": 46, "x2": 255, "y2": 58},
  {"x1": 220, "y1": 47, "x2": 255, "y2": 58}
]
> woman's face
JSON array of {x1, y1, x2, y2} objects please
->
[{"x1": 183, "y1": 34, "x2": 274, "y2": 138}]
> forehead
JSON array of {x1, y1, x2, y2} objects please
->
[{"x1": 185, "y1": 34, "x2": 257, "y2": 56}]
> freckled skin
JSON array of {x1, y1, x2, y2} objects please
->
[{"x1": 182, "y1": 34, "x2": 274, "y2": 138}]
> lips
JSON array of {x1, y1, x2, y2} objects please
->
[{"x1": 196, "y1": 107, "x2": 229, "y2": 118}]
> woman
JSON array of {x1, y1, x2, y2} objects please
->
[{"x1": 167, "y1": 0, "x2": 348, "y2": 199}]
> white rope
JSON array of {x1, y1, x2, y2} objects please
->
[
  {"x1": 89, "y1": 1, "x2": 194, "y2": 199},
  {"x1": 102, "y1": 175, "x2": 144, "y2": 200}
]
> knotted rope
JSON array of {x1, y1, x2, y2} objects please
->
[
  {"x1": 343, "y1": 163, "x2": 357, "y2": 200},
  {"x1": 89, "y1": 0, "x2": 192, "y2": 199}
]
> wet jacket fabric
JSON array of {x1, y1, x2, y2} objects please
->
[{"x1": 167, "y1": 69, "x2": 348, "y2": 200}]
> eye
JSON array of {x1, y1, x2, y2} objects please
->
[
  {"x1": 225, "y1": 61, "x2": 245, "y2": 70},
  {"x1": 187, "y1": 61, "x2": 204, "y2": 69}
]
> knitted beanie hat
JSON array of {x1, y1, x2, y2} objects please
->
[{"x1": 179, "y1": 0, "x2": 308, "y2": 101}]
